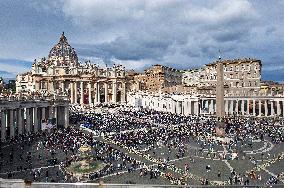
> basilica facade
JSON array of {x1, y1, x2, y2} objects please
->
[{"x1": 16, "y1": 33, "x2": 127, "y2": 105}]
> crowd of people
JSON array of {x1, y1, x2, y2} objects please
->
[
  {"x1": 0, "y1": 104, "x2": 283, "y2": 186},
  {"x1": 0, "y1": 127, "x2": 86, "y2": 182},
  {"x1": 76, "y1": 105, "x2": 284, "y2": 185}
]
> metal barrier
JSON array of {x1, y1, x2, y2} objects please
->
[{"x1": 26, "y1": 182, "x2": 284, "y2": 188}]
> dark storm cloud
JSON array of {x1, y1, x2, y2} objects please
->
[
  {"x1": 0, "y1": 0, "x2": 284, "y2": 81},
  {"x1": 60, "y1": 0, "x2": 265, "y2": 69}
]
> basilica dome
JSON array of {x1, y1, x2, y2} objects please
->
[{"x1": 48, "y1": 32, "x2": 79, "y2": 66}]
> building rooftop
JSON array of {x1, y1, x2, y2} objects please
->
[{"x1": 206, "y1": 58, "x2": 261, "y2": 66}]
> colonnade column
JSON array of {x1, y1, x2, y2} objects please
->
[
  {"x1": 48, "y1": 106, "x2": 53, "y2": 119},
  {"x1": 17, "y1": 108, "x2": 23, "y2": 135},
  {"x1": 64, "y1": 106, "x2": 69, "y2": 128},
  {"x1": 33, "y1": 107, "x2": 38, "y2": 133},
  {"x1": 9, "y1": 109, "x2": 14, "y2": 138},
  {"x1": 88, "y1": 82, "x2": 92, "y2": 105},
  {"x1": 54, "y1": 106, "x2": 58, "y2": 126},
  {"x1": 43, "y1": 107, "x2": 47, "y2": 121},
  {"x1": 1, "y1": 110, "x2": 6, "y2": 141},
  {"x1": 80, "y1": 82, "x2": 84, "y2": 105},
  {"x1": 26, "y1": 108, "x2": 31, "y2": 134},
  {"x1": 104, "y1": 82, "x2": 108, "y2": 103}
]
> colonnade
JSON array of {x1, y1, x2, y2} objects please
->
[
  {"x1": 0, "y1": 99, "x2": 69, "y2": 141},
  {"x1": 128, "y1": 93, "x2": 200, "y2": 116},
  {"x1": 200, "y1": 97, "x2": 284, "y2": 117},
  {"x1": 128, "y1": 92, "x2": 284, "y2": 117}
]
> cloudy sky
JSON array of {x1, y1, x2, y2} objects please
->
[{"x1": 0, "y1": 0, "x2": 284, "y2": 81}]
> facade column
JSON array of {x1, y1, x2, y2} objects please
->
[
  {"x1": 171, "y1": 100, "x2": 176, "y2": 114},
  {"x1": 176, "y1": 101, "x2": 181, "y2": 114},
  {"x1": 253, "y1": 100, "x2": 256, "y2": 116},
  {"x1": 229, "y1": 100, "x2": 234, "y2": 115},
  {"x1": 35, "y1": 81, "x2": 40, "y2": 91},
  {"x1": 264, "y1": 100, "x2": 268, "y2": 116},
  {"x1": 17, "y1": 108, "x2": 23, "y2": 135},
  {"x1": 277, "y1": 101, "x2": 281, "y2": 116},
  {"x1": 33, "y1": 107, "x2": 38, "y2": 133},
  {"x1": 26, "y1": 108, "x2": 31, "y2": 134},
  {"x1": 241, "y1": 100, "x2": 245, "y2": 115},
  {"x1": 104, "y1": 82, "x2": 108, "y2": 103},
  {"x1": 205, "y1": 100, "x2": 209, "y2": 113},
  {"x1": 61, "y1": 82, "x2": 65, "y2": 93},
  {"x1": 282, "y1": 101, "x2": 284, "y2": 117},
  {"x1": 188, "y1": 101, "x2": 192, "y2": 115},
  {"x1": 74, "y1": 82, "x2": 78, "y2": 103},
  {"x1": 88, "y1": 82, "x2": 92, "y2": 105},
  {"x1": 270, "y1": 100, "x2": 274, "y2": 116},
  {"x1": 49, "y1": 81, "x2": 54, "y2": 93},
  {"x1": 94, "y1": 82, "x2": 98, "y2": 103},
  {"x1": 42, "y1": 107, "x2": 46, "y2": 121},
  {"x1": 70, "y1": 82, "x2": 74, "y2": 103},
  {"x1": 209, "y1": 100, "x2": 214, "y2": 114},
  {"x1": 225, "y1": 100, "x2": 229, "y2": 115},
  {"x1": 80, "y1": 81, "x2": 84, "y2": 105},
  {"x1": 258, "y1": 100, "x2": 262, "y2": 116},
  {"x1": 112, "y1": 81, "x2": 117, "y2": 103},
  {"x1": 200, "y1": 99, "x2": 203, "y2": 113},
  {"x1": 1, "y1": 110, "x2": 6, "y2": 141},
  {"x1": 184, "y1": 100, "x2": 189, "y2": 116},
  {"x1": 247, "y1": 100, "x2": 250, "y2": 115},
  {"x1": 235, "y1": 100, "x2": 239, "y2": 115},
  {"x1": 121, "y1": 82, "x2": 126, "y2": 103},
  {"x1": 194, "y1": 101, "x2": 199, "y2": 115},
  {"x1": 97, "y1": 83, "x2": 100, "y2": 103},
  {"x1": 9, "y1": 109, "x2": 15, "y2": 138}
]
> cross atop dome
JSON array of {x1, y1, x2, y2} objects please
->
[{"x1": 59, "y1": 31, "x2": 67, "y2": 43}]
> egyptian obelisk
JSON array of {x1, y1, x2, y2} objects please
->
[{"x1": 216, "y1": 57, "x2": 225, "y2": 117}]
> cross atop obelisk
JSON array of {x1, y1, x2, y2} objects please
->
[{"x1": 216, "y1": 53, "x2": 225, "y2": 117}]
